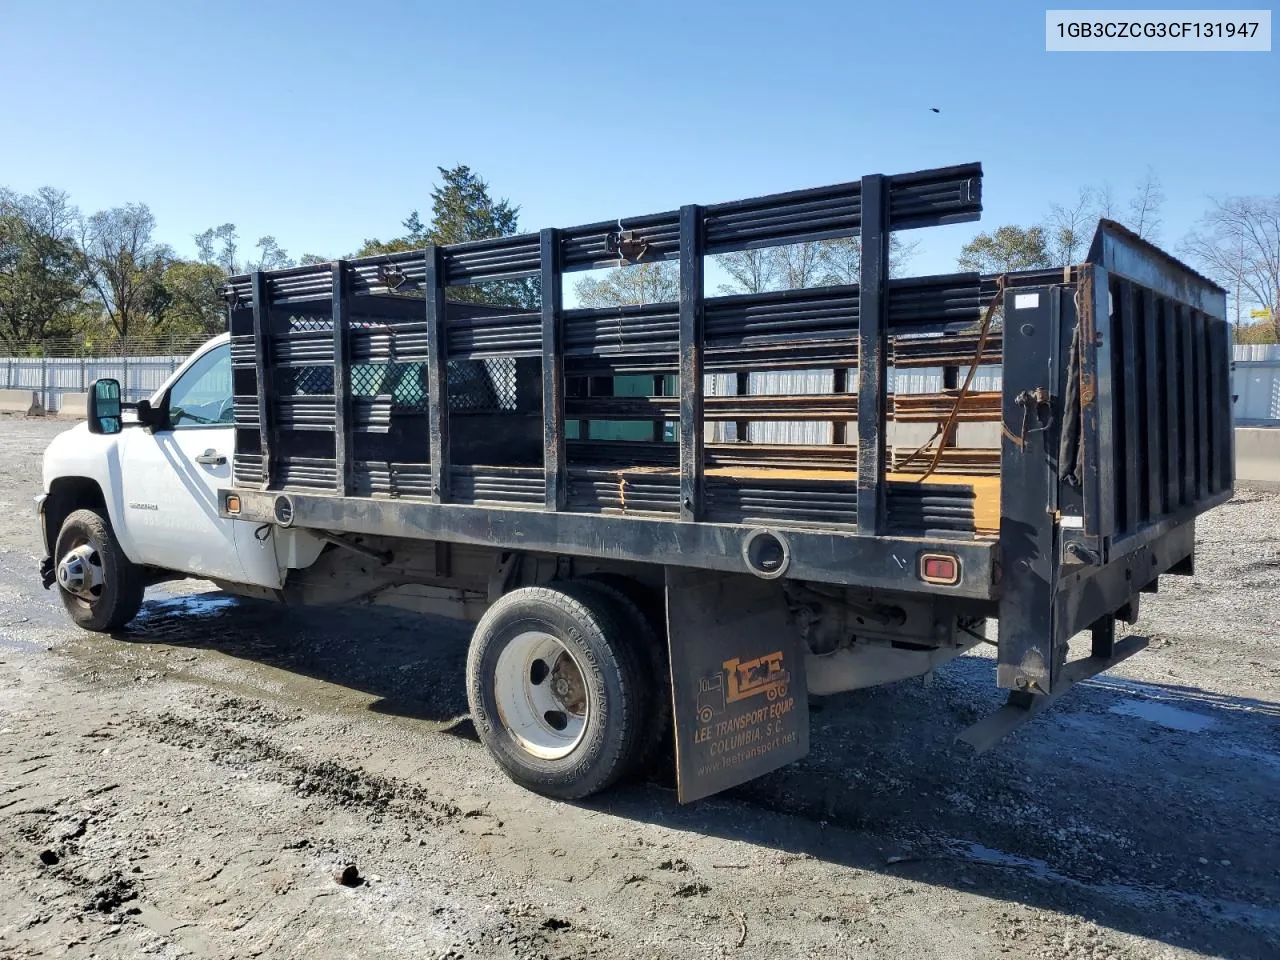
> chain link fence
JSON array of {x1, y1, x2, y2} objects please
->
[{"x1": 0, "y1": 333, "x2": 211, "y2": 360}]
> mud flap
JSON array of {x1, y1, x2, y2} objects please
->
[{"x1": 664, "y1": 567, "x2": 809, "y2": 803}]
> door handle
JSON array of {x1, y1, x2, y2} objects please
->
[{"x1": 195, "y1": 450, "x2": 227, "y2": 466}]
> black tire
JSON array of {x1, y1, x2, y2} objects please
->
[
  {"x1": 53, "y1": 508, "x2": 145, "y2": 632},
  {"x1": 576, "y1": 574, "x2": 673, "y2": 775},
  {"x1": 466, "y1": 582, "x2": 650, "y2": 800}
]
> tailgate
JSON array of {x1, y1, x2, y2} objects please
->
[{"x1": 995, "y1": 219, "x2": 1233, "y2": 697}]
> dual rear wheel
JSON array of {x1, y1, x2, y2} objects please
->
[{"x1": 466, "y1": 579, "x2": 669, "y2": 800}]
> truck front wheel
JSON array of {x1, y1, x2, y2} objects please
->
[
  {"x1": 53, "y1": 509, "x2": 145, "y2": 632},
  {"x1": 466, "y1": 583, "x2": 649, "y2": 800}
]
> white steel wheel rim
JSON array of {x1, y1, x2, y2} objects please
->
[
  {"x1": 493, "y1": 630, "x2": 589, "y2": 761},
  {"x1": 57, "y1": 542, "x2": 105, "y2": 602}
]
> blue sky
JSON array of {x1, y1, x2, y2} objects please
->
[{"x1": 1, "y1": 0, "x2": 1276, "y2": 278}]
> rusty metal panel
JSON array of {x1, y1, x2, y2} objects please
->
[
  {"x1": 664, "y1": 567, "x2": 808, "y2": 803},
  {"x1": 1079, "y1": 265, "x2": 1116, "y2": 540},
  {"x1": 332, "y1": 261, "x2": 353, "y2": 496},
  {"x1": 250, "y1": 271, "x2": 274, "y2": 491},
  {"x1": 996, "y1": 285, "x2": 1062, "y2": 693},
  {"x1": 1193, "y1": 310, "x2": 1211, "y2": 500},
  {"x1": 1177, "y1": 306, "x2": 1196, "y2": 507},
  {"x1": 540, "y1": 229, "x2": 565, "y2": 510},
  {"x1": 856, "y1": 173, "x2": 889, "y2": 535},
  {"x1": 1087, "y1": 218, "x2": 1226, "y2": 320},
  {"x1": 425, "y1": 245, "x2": 449, "y2": 502},
  {"x1": 1140, "y1": 288, "x2": 1163, "y2": 520},
  {"x1": 1114, "y1": 279, "x2": 1141, "y2": 530},
  {"x1": 1161, "y1": 298, "x2": 1181, "y2": 511},
  {"x1": 224, "y1": 485, "x2": 1001, "y2": 598},
  {"x1": 678, "y1": 205, "x2": 705, "y2": 522},
  {"x1": 1213, "y1": 323, "x2": 1236, "y2": 488}
]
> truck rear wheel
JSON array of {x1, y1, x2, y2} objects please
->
[
  {"x1": 577, "y1": 574, "x2": 672, "y2": 775},
  {"x1": 466, "y1": 583, "x2": 649, "y2": 800},
  {"x1": 53, "y1": 509, "x2": 144, "y2": 632}
]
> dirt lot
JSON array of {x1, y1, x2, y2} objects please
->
[{"x1": 1, "y1": 415, "x2": 1277, "y2": 960}]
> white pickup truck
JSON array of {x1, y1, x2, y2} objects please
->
[{"x1": 38, "y1": 334, "x2": 326, "y2": 631}]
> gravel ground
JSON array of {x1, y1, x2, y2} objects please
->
[{"x1": 0, "y1": 415, "x2": 1277, "y2": 960}]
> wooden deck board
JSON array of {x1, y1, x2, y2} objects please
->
[{"x1": 571, "y1": 462, "x2": 1001, "y2": 535}]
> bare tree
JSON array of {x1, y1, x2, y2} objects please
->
[
  {"x1": 574, "y1": 261, "x2": 680, "y2": 307},
  {"x1": 1127, "y1": 168, "x2": 1165, "y2": 240},
  {"x1": 715, "y1": 249, "x2": 776, "y2": 295},
  {"x1": 714, "y1": 241, "x2": 828, "y2": 294},
  {"x1": 79, "y1": 203, "x2": 172, "y2": 340},
  {"x1": 1095, "y1": 182, "x2": 1118, "y2": 221},
  {"x1": 1041, "y1": 171, "x2": 1165, "y2": 267},
  {"x1": 772, "y1": 241, "x2": 826, "y2": 290},
  {"x1": 1046, "y1": 187, "x2": 1097, "y2": 265},
  {"x1": 1182, "y1": 195, "x2": 1280, "y2": 339},
  {"x1": 814, "y1": 235, "x2": 920, "y2": 285},
  {"x1": 890, "y1": 238, "x2": 922, "y2": 278},
  {"x1": 816, "y1": 237, "x2": 862, "y2": 286},
  {"x1": 714, "y1": 236, "x2": 922, "y2": 297}
]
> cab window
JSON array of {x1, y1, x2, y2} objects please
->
[{"x1": 168, "y1": 344, "x2": 233, "y2": 429}]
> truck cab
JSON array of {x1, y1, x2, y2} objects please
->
[{"x1": 38, "y1": 333, "x2": 318, "y2": 630}]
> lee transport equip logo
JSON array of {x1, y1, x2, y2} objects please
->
[
  {"x1": 1046, "y1": 9, "x2": 1272, "y2": 50},
  {"x1": 692, "y1": 651, "x2": 798, "y2": 772},
  {"x1": 695, "y1": 652, "x2": 792, "y2": 724}
]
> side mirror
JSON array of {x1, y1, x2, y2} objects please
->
[{"x1": 86, "y1": 378, "x2": 123, "y2": 435}]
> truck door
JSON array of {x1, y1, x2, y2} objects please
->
[{"x1": 118, "y1": 342, "x2": 272, "y2": 586}]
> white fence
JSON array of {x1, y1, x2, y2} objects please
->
[
  {"x1": 0, "y1": 356, "x2": 187, "y2": 413},
  {"x1": 706, "y1": 365, "x2": 1004, "y2": 444},
  {"x1": 1, "y1": 345, "x2": 1276, "y2": 426},
  {"x1": 1235, "y1": 344, "x2": 1280, "y2": 424}
]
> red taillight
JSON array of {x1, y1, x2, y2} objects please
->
[{"x1": 919, "y1": 553, "x2": 960, "y2": 586}]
